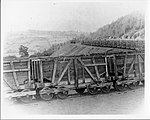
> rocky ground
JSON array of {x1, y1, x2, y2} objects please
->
[{"x1": 2, "y1": 85, "x2": 145, "y2": 118}]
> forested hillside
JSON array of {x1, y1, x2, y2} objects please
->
[
  {"x1": 76, "y1": 11, "x2": 144, "y2": 41},
  {"x1": 94, "y1": 12, "x2": 144, "y2": 39}
]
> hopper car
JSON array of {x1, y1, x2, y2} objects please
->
[
  {"x1": 81, "y1": 39, "x2": 144, "y2": 51},
  {"x1": 3, "y1": 42, "x2": 145, "y2": 103}
]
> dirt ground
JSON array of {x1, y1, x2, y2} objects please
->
[{"x1": 2, "y1": 86, "x2": 145, "y2": 118}]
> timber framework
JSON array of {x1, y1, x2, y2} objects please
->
[{"x1": 3, "y1": 40, "x2": 145, "y2": 103}]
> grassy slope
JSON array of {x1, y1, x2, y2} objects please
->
[{"x1": 3, "y1": 30, "x2": 85, "y2": 57}]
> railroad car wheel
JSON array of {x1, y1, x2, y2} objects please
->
[
  {"x1": 141, "y1": 80, "x2": 144, "y2": 85},
  {"x1": 19, "y1": 89, "x2": 33, "y2": 103},
  {"x1": 57, "y1": 91, "x2": 68, "y2": 99},
  {"x1": 40, "y1": 93, "x2": 54, "y2": 101},
  {"x1": 135, "y1": 81, "x2": 140, "y2": 86},
  {"x1": 35, "y1": 88, "x2": 41, "y2": 100},
  {"x1": 101, "y1": 85, "x2": 111, "y2": 93},
  {"x1": 114, "y1": 83, "x2": 127, "y2": 91},
  {"x1": 75, "y1": 88, "x2": 85, "y2": 95},
  {"x1": 128, "y1": 82, "x2": 137, "y2": 90},
  {"x1": 87, "y1": 85, "x2": 98, "y2": 95},
  {"x1": 10, "y1": 97, "x2": 19, "y2": 103},
  {"x1": 40, "y1": 87, "x2": 54, "y2": 101}
]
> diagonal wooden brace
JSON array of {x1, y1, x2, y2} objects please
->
[
  {"x1": 77, "y1": 58, "x2": 97, "y2": 83},
  {"x1": 57, "y1": 59, "x2": 73, "y2": 84},
  {"x1": 52, "y1": 58, "x2": 57, "y2": 83},
  {"x1": 127, "y1": 57, "x2": 136, "y2": 76},
  {"x1": 92, "y1": 57, "x2": 100, "y2": 80},
  {"x1": 10, "y1": 62, "x2": 20, "y2": 89}
]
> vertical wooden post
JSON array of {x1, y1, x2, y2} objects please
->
[
  {"x1": 133, "y1": 60, "x2": 136, "y2": 77},
  {"x1": 108, "y1": 57, "x2": 112, "y2": 73},
  {"x1": 105, "y1": 57, "x2": 108, "y2": 78},
  {"x1": 31, "y1": 60, "x2": 34, "y2": 80},
  {"x1": 137, "y1": 54, "x2": 142, "y2": 79},
  {"x1": 10, "y1": 62, "x2": 19, "y2": 89},
  {"x1": 123, "y1": 54, "x2": 127, "y2": 78},
  {"x1": 36, "y1": 60, "x2": 39, "y2": 81},
  {"x1": 34, "y1": 61, "x2": 37, "y2": 80},
  {"x1": 67, "y1": 67, "x2": 71, "y2": 85},
  {"x1": 28, "y1": 60, "x2": 31, "y2": 87},
  {"x1": 74, "y1": 58, "x2": 78, "y2": 88},
  {"x1": 39, "y1": 60, "x2": 43, "y2": 85},
  {"x1": 52, "y1": 59, "x2": 57, "y2": 83},
  {"x1": 30, "y1": 59, "x2": 32, "y2": 80},
  {"x1": 82, "y1": 65, "x2": 85, "y2": 83},
  {"x1": 113, "y1": 55, "x2": 118, "y2": 78},
  {"x1": 92, "y1": 57, "x2": 100, "y2": 80}
]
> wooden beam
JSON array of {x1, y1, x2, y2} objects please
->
[
  {"x1": 133, "y1": 59, "x2": 137, "y2": 77},
  {"x1": 52, "y1": 59, "x2": 57, "y2": 83},
  {"x1": 85, "y1": 63, "x2": 106, "y2": 66},
  {"x1": 127, "y1": 57, "x2": 135, "y2": 75},
  {"x1": 10, "y1": 62, "x2": 19, "y2": 88},
  {"x1": 82, "y1": 65, "x2": 85, "y2": 83},
  {"x1": 67, "y1": 67, "x2": 71, "y2": 85},
  {"x1": 57, "y1": 59, "x2": 73, "y2": 84},
  {"x1": 123, "y1": 54, "x2": 127, "y2": 77},
  {"x1": 139, "y1": 54, "x2": 144, "y2": 61},
  {"x1": 105, "y1": 57, "x2": 109, "y2": 77},
  {"x1": 99, "y1": 72, "x2": 105, "y2": 77},
  {"x1": 77, "y1": 58, "x2": 96, "y2": 82},
  {"x1": 35, "y1": 61, "x2": 38, "y2": 80},
  {"x1": 137, "y1": 54, "x2": 142, "y2": 79},
  {"x1": 36, "y1": 61, "x2": 40, "y2": 81},
  {"x1": 3, "y1": 59, "x2": 29, "y2": 64},
  {"x1": 20, "y1": 52, "x2": 144, "y2": 62},
  {"x1": 92, "y1": 57, "x2": 100, "y2": 79},
  {"x1": 113, "y1": 55, "x2": 118, "y2": 78},
  {"x1": 28, "y1": 60, "x2": 31, "y2": 87},
  {"x1": 34, "y1": 61, "x2": 37, "y2": 79},
  {"x1": 6, "y1": 90, "x2": 36, "y2": 98},
  {"x1": 74, "y1": 58, "x2": 78, "y2": 88},
  {"x1": 109, "y1": 52, "x2": 143, "y2": 57},
  {"x1": 3, "y1": 78, "x2": 15, "y2": 90},
  {"x1": 106, "y1": 55, "x2": 114, "y2": 58},
  {"x1": 39, "y1": 60, "x2": 43, "y2": 85},
  {"x1": 31, "y1": 61, "x2": 34, "y2": 80},
  {"x1": 108, "y1": 57, "x2": 112, "y2": 73},
  {"x1": 3, "y1": 69, "x2": 30, "y2": 73}
]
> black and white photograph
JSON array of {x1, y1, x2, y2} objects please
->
[{"x1": 1, "y1": 0, "x2": 150, "y2": 119}]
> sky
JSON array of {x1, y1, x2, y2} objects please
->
[{"x1": 2, "y1": 0, "x2": 147, "y2": 34}]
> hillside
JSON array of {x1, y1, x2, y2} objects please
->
[
  {"x1": 77, "y1": 11, "x2": 145, "y2": 41},
  {"x1": 3, "y1": 11, "x2": 145, "y2": 57},
  {"x1": 3, "y1": 30, "x2": 86, "y2": 57}
]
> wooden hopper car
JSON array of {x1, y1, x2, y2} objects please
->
[{"x1": 3, "y1": 42, "x2": 144, "y2": 103}]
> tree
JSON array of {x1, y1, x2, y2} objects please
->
[{"x1": 19, "y1": 45, "x2": 29, "y2": 57}]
